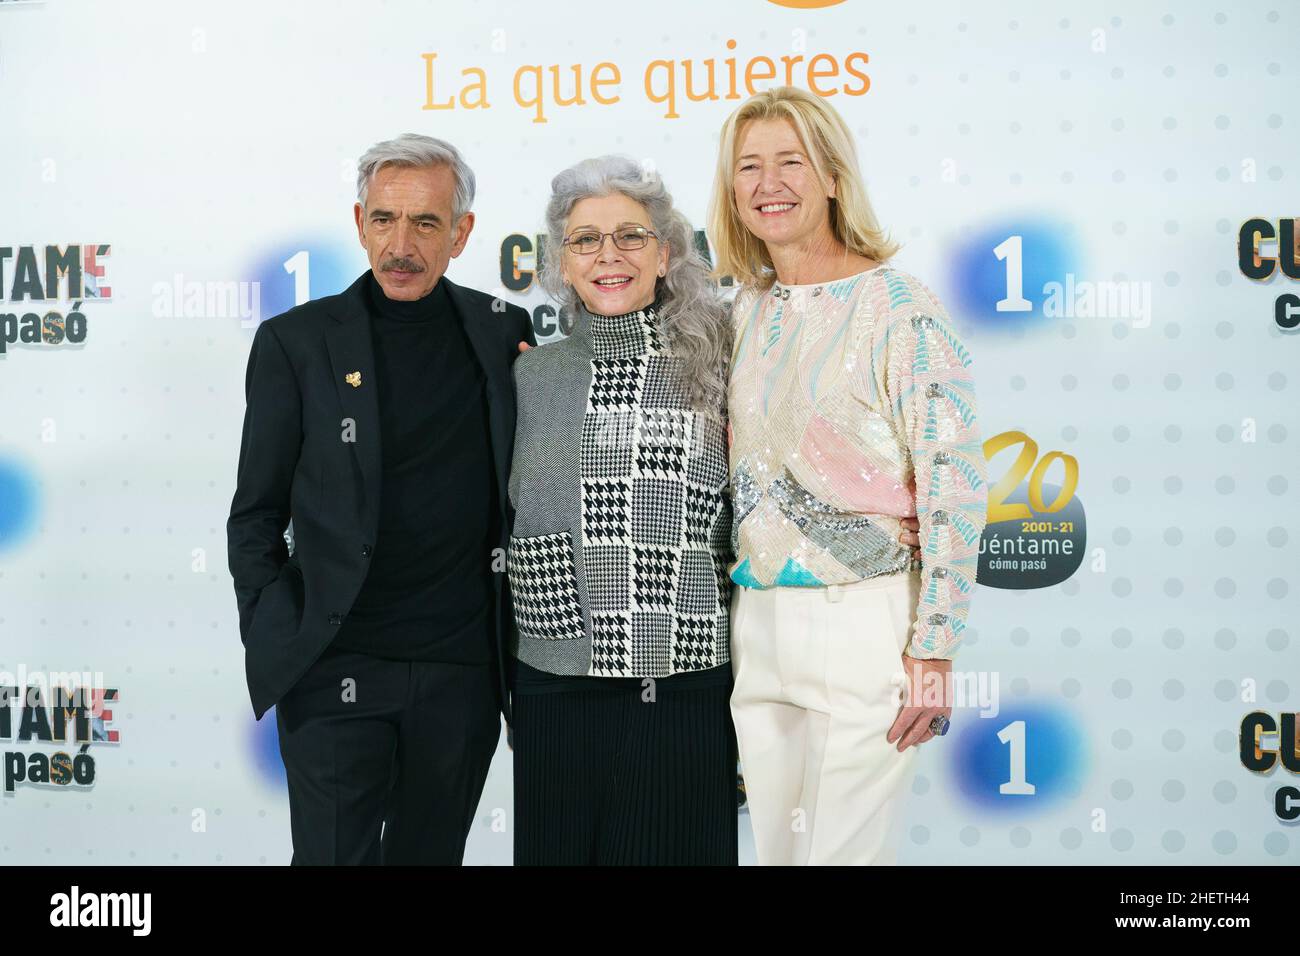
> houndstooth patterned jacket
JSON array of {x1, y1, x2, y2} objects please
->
[{"x1": 506, "y1": 301, "x2": 733, "y2": 678}]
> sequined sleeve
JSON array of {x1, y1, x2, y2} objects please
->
[
  {"x1": 874, "y1": 275, "x2": 987, "y2": 660},
  {"x1": 727, "y1": 285, "x2": 760, "y2": 351}
]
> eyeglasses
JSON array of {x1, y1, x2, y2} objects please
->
[{"x1": 563, "y1": 226, "x2": 659, "y2": 255}]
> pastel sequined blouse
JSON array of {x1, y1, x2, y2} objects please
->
[{"x1": 727, "y1": 265, "x2": 988, "y2": 660}]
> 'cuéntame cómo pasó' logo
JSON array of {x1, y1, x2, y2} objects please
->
[
  {"x1": 1, "y1": 244, "x2": 112, "y2": 356},
  {"x1": 1, "y1": 668, "x2": 119, "y2": 794}
]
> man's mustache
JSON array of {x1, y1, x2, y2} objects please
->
[{"x1": 380, "y1": 257, "x2": 425, "y2": 273}]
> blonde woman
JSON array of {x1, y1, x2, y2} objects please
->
[{"x1": 707, "y1": 87, "x2": 988, "y2": 865}]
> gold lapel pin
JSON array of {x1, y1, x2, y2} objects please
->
[{"x1": 345, "y1": 371, "x2": 362, "y2": 388}]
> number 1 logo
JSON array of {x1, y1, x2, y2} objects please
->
[{"x1": 998, "y1": 719, "x2": 1037, "y2": 795}]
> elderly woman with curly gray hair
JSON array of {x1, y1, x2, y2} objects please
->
[{"x1": 505, "y1": 155, "x2": 736, "y2": 865}]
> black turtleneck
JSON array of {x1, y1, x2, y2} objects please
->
[{"x1": 329, "y1": 271, "x2": 497, "y2": 663}]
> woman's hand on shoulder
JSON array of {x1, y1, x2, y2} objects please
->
[{"x1": 898, "y1": 515, "x2": 921, "y2": 561}]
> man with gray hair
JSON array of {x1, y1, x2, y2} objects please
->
[{"x1": 227, "y1": 133, "x2": 535, "y2": 864}]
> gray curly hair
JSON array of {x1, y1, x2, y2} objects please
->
[{"x1": 538, "y1": 155, "x2": 731, "y2": 416}]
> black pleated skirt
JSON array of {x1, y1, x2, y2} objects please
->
[{"x1": 512, "y1": 676, "x2": 739, "y2": 866}]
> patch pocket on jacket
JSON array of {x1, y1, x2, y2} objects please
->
[{"x1": 507, "y1": 530, "x2": 586, "y2": 640}]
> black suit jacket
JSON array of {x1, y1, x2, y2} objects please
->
[{"x1": 227, "y1": 270, "x2": 535, "y2": 722}]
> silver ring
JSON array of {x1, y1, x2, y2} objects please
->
[{"x1": 928, "y1": 714, "x2": 950, "y2": 737}]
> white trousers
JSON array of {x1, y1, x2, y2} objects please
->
[{"x1": 730, "y1": 571, "x2": 921, "y2": 865}]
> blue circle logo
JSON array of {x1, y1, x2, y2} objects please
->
[
  {"x1": 249, "y1": 707, "x2": 286, "y2": 789},
  {"x1": 948, "y1": 217, "x2": 1079, "y2": 331},
  {"x1": 951, "y1": 702, "x2": 1087, "y2": 812},
  {"x1": 0, "y1": 456, "x2": 39, "y2": 552},
  {"x1": 247, "y1": 241, "x2": 366, "y2": 329}
]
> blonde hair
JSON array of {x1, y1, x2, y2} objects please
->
[{"x1": 706, "y1": 86, "x2": 900, "y2": 289}]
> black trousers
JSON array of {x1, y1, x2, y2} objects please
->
[
  {"x1": 275, "y1": 644, "x2": 500, "y2": 865},
  {"x1": 512, "y1": 680, "x2": 739, "y2": 865}
]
